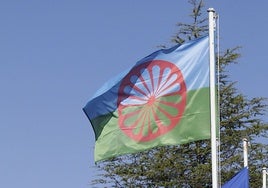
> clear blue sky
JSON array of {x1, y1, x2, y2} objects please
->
[{"x1": 0, "y1": 1, "x2": 267, "y2": 187}]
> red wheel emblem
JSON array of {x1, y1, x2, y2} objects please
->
[{"x1": 117, "y1": 60, "x2": 187, "y2": 142}]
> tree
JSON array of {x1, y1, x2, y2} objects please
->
[{"x1": 91, "y1": 0, "x2": 268, "y2": 187}]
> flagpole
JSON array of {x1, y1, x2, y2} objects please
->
[
  {"x1": 263, "y1": 167, "x2": 267, "y2": 188},
  {"x1": 243, "y1": 138, "x2": 249, "y2": 167},
  {"x1": 208, "y1": 8, "x2": 218, "y2": 188}
]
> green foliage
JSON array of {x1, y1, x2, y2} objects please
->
[
  {"x1": 172, "y1": 0, "x2": 208, "y2": 44},
  {"x1": 91, "y1": 0, "x2": 268, "y2": 187}
]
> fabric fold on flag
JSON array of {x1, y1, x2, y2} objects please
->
[
  {"x1": 83, "y1": 36, "x2": 211, "y2": 162},
  {"x1": 222, "y1": 167, "x2": 249, "y2": 188}
]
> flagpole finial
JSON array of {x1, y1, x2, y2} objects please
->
[
  {"x1": 243, "y1": 138, "x2": 249, "y2": 167},
  {"x1": 207, "y1": 8, "x2": 215, "y2": 13},
  {"x1": 263, "y1": 167, "x2": 267, "y2": 188}
]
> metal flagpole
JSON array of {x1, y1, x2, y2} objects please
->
[
  {"x1": 263, "y1": 167, "x2": 267, "y2": 188},
  {"x1": 207, "y1": 8, "x2": 218, "y2": 188},
  {"x1": 243, "y1": 138, "x2": 249, "y2": 167}
]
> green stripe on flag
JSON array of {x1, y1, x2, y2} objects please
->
[{"x1": 92, "y1": 87, "x2": 210, "y2": 162}]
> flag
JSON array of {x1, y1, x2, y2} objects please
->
[
  {"x1": 84, "y1": 36, "x2": 210, "y2": 162},
  {"x1": 222, "y1": 167, "x2": 250, "y2": 188}
]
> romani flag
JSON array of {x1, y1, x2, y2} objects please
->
[{"x1": 84, "y1": 36, "x2": 210, "y2": 162}]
